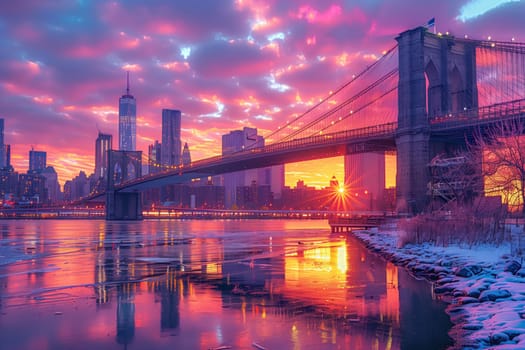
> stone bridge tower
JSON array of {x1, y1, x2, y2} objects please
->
[
  {"x1": 396, "y1": 27, "x2": 478, "y2": 213},
  {"x1": 106, "y1": 150, "x2": 143, "y2": 220}
]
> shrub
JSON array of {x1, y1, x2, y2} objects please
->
[{"x1": 398, "y1": 205, "x2": 508, "y2": 247}]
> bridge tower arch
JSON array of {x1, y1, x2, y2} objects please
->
[
  {"x1": 396, "y1": 27, "x2": 478, "y2": 213},
  {"x1": 106, "y1": 150, "x2": 143, "y2": 220}
]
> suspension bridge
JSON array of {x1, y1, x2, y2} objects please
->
[{"x1": 98, "y1": 26, "x2": 525, "y2": 220}]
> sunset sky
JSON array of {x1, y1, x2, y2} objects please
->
[{"x1": 0, "y1": 0, "x2": 523, "y2": 188}]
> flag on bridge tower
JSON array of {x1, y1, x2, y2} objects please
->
[{"x1": 425, "y1": 17, "x2": 436, "y2": 34}]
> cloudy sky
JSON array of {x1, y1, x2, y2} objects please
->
[{"x1": 0, "y1": 0, "x2": 523, "y2": 188}]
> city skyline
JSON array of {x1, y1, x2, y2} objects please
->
[{"x1": 0, "y1": 1, "x2": 523, "y2": 187}]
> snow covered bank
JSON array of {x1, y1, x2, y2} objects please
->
[{"x1": 353, "y1": 225, "x2": 525, "y2": 349}]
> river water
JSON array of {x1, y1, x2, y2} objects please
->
[{"x1": 0, "y1": 219, "x2": 452, "y2": 350}]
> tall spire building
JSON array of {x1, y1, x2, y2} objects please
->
[{"x1": 118, "y1": 72, "x2": 137, "y2": 151}]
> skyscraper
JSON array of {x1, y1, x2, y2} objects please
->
[
  {"x1": 0, "y1": 118, "x2": 4, "y2": 168},
  {"x1": 41, "y1": 166, "x2": 61, "y2": 203},
  {"x1": 221, "y1": 127, "x2": 284, "y2": 208},
  {"x1": 161, "y1": 109, "x2": 181, "y2": 168},
  {"x1": 119, "y1": 72, "x2": 136, "y2": 151},
  {"x1": 29, "y1": 149, "x2": 46, "y2": 173},
  {"x1": 0, "y1": 119, "x2": 11, "y2": 170},
  {"x1": 181, "y1": 142, "x2": 191, "y2": 166},
  {"x1": 4, "y1": 145, "x2": 10, "y2": 169},
  {"x1": 344, "y1": 153, "x2": 385, "y2": 210},
  {"x1": 148, "y1": 140, "x2": 162, "y2": 174},
  {"x1": 95, "y1": 132, "x2": 112, "y2": 179}
]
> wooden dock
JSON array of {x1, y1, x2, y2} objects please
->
[{"x1": 328, "y1": 216, "x2": 384, "y2": 233}]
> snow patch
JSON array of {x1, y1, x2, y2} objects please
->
[{"x1": 353, "y1": 226, "x2": 525, "y2": 349}]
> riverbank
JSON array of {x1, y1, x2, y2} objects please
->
[{"x1": 352, "y1": 224, "x2": 525, "y2": 349}]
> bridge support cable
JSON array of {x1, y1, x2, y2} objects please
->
[
  {"x1": 476, "y1": 40, "x2": 525, "y2": 111},
  {"x1": 263, "y1": 45, "x2": 399, "y2": 145},
  {"x1": 430, "y1": 37, "x2": 525, "y2": 125},
  {"x1": 318, "y1": 86, "x2": 398, "y2": 135},
  {"x1": 278, "y1": 68, "x2": 399, "y2": 142}
]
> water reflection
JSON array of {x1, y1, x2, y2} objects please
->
[{"x1": 0, "y1": 220, "x2": 452, "y2": 349}]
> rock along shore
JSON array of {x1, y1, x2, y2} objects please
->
[{"x1": 352, "y1": 227, "x2": 525, "y2": 349}]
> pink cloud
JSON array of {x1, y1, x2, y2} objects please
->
[
  {"x1": 294, "y1": 4, "x2": 343, "y2": 25},
  {"x1": 0, "y1": 0, "x2": 523, "y2": 188}
]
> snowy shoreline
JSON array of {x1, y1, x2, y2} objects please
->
[{"x1": 352, "y1": 225, "x2": 525, "y2": 349}]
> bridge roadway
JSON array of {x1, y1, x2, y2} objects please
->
[
  {"x1": 113, "y1": 122, "x2": 398, "y2": 193},
  {"x1": 107, "y1": 98, "x2": 525, "y2": 195}
]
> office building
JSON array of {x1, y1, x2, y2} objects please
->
[
  {"x1": 119, "y1": 72, "x2": 137, "y2": 151},
  {"x1": 144, "y1": 141, "x2": 162, "y2": 206},
  {"x1": 63, "y1": 171, "x2": 90, "y2": 201},
  {"x1": 181, "y1": 142, "x2": 191, "y2": 166},
  {"x1": 4, "y1": 145, "x2": 10, "y2": 169},
  {"x1": 221, "y1": 127, "x2": 284, "y2": 208},
  {"x1": 18, "y1": 173, "x2": 46, "y2": 204},
  {"x1": 148, "y1": 140, "x2": 162, "y2": 174},
  {"x1": 344, "y1": 153, "x2": 385, "y2": 210},
  {"x1": 0, "y1": 119, "x2": 4, "y2": 168},
  {"x1": 41, "y1": 166, "x2": 61, "y2": 203},
  {"x1": 95, "y1": 132, "x2": 112, "y2": 180},
  {"x1": 29, "y1": 149, "x2": 46, "y2": 173},
  {"x1": 0, "y1": 119, "x2": 11, "y2": 170},
  {"x1": 161, "y1": 109, "x2": 181, "y2": 168},
  {"x1": 0, "y1": 168, "x2": 18, "y2": 201}
]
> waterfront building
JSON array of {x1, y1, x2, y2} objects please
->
[
  {"x1": 192, "y1": 180, "x2": 225, "y2": 208},
  {"x1": 29, "y1": 149, "x2": 46, "y2": 173},
  {"x1": 119, "y1": 72, "x2": 136, "y2": 151},
  {"x1": 161, "y1": 109, "x2": 181, "y2": 168},
  {"x1": 0, "y1": 168, "x2": 18, "y2": 203},
  {"x1": 181, "y1": 142, "x2": 191, "y2": 166},
  {"x1": 95, "y1": 132, "x2": 112, "y2": 180},
  {"x1": 236, "y1": 181, "x2": 272, "y2": 209},
  {"x1": 18, "y1": 172, "x2": 46, "y2": 204},
  {"x1": 281, "y1": 182, "x2": 317, "y2": 210}
]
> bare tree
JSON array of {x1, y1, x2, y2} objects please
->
[{"x1": 468, "y1": 116, "x2": 525, "y2": 215}]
